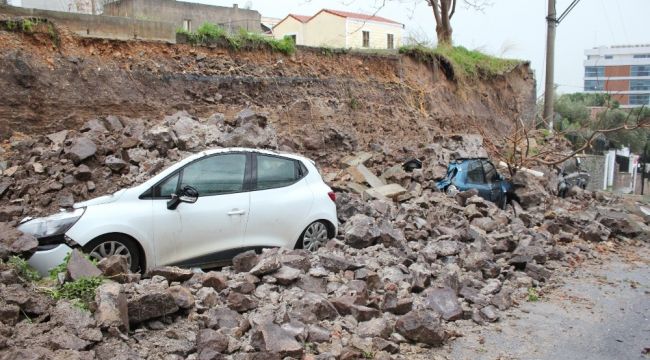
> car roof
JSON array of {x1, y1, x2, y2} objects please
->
[{"x1": 198, "y1": 147, "x2": 311, "y2": 162}]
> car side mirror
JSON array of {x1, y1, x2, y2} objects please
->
[{"x1": 167, "y1": 185, "x2": 199, "y2": 210}]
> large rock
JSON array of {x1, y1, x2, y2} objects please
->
[
  {"x1": 249, "y1": 255, "x2": 281, "y2": 276},
  {"x1": 204, "y1": 307, "x2": 250, "y2": 336},
  {"x1": 395, "y1": 310, "x2": 446, "y2": 346},
  {"x1": 146, "y1": 266, "x2": 194, "y2": 282},
  {"x1": 201, "y1": 271, "x2": 228, "y2": 291},
  {"x1": 67, "y1": 249, "x2": 102, "y2": 281},
  {"x1": 598, "y1": 210, "x2": 642, "y2": 238},
  {"x1": 64, "y1": 136, "x2": 97, "y2": 164},
  {"x1": 167, "y1": 285, "x2": 195, "y2": 309},
  {"x1": 250, "y1": 321, "x2": 304, "y2": 358},
  {"x1": 227, "y1": 292, "x2": 258, "y2": 312},
  {"x1": 97, "y1": 255, "x2": 129, "y2": 281},
  {"x1": 127, "y1": 291, "x2": 179, "y2": 324},
  {"x1": 291, "y1": 292, "x2": 338, "y2": 323},
  {"x1": 232, "y1": 250, "x2": 259, "y2": 273},
  {"x1": 94, "y1": 282, "x2": 129, "y2": 332},
  {"x1": 424, "y1": 287, "x2": 463, "y2": 321},
  {"x1": 196, "y1": 328, "x2": 229, "y2": 359},
  {"x1": 319, "y1": 253, "x2": 362, "y2": 272},
  {"x1": 273, "y1": 266, "x2": 302, "y2": 285},
  {"x1": 0, "y1": 222, "x2": 37, "y2": 260},
  {"x1": 104, "y1": 155, "x2": 128, "y2": 173},
  {"x1": 343, "y1": 214, "x2": 381, "y2": 249}
]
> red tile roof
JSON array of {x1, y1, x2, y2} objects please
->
[
  {"x1": 289, "y1": 14, "x2": 311, "y2": 23},
  {"x1": 274, "y1": 9, "x2": 403, "y2": 29},
  {"x1": 320, "y1": 9, "x2": 403, "y2": 26}
]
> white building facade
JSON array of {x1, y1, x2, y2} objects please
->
[{"x1": 584, "y1": 44, "x2": 650, "y2": 108}]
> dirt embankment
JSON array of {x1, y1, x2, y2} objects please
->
[{"x1": 0, "y1": 22, "x2": 535, "y2": 154}]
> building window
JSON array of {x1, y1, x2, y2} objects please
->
[
  {"x1": 362, "y1": 31, "x2": 369, "y2": 48},
  {"x1": 630, "y1": 79, "x2": 650, "y2": 91},
  {"x1": 183, "y1": 19, "x2": 191, "y2": 32},
  {"x1": 584, "y1": 80, "x2": 604, "y2": 91},
  {"x1": 585, "y1": 66, "x2": 605, "y2": 78},
  {"x1": 631, "y1": 65, "x2": 650, "y2": 77},
  {"x1": 288, "y1": 34, "x2": 297, "y2": 44},
  {"x1": 604, "y1": 55, "x2": 613, "y2": 59},
  {"x1": 387, "y1": 34, "x2": 394, "y2": 49},
  {"x1": 629, "y1": 94, "x2": 650, "y2": 105},
  {"x1": 633, "y1": 54, "x2": 650, "y2": 59}
]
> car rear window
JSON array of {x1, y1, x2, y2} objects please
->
[{"x1": 256, "y1": 155, "x2": 300, "y2": 190}]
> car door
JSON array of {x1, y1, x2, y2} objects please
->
[
  {"x1": 482, "y1": 160, "x2": 502, "y2": 202},
  {"x1": 244, "y1": 153, "x2": 313, "y2": 250},
  {"x1": 150, "y1": 152, "x2": 251, "y2": 268},
  {"x1": 465, "y1": 159, "x2": 491, "y2": 200}
]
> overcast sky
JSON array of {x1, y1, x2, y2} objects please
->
[{"x1": 192, "y1": 0, "x2": 649, "y2": 97}]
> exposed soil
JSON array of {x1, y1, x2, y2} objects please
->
[{"x1": 0, "y1": 21, "x2": 535, "y2": 157}]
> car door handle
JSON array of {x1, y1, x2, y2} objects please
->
[{"x1": 227, "y1": 209, "x2": 246, "y2": 216}]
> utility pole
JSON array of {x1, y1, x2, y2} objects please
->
[{"x1": 543, "y1": 0, "x2": 556, "y2": 132}]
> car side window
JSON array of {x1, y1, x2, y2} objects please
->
[
  {"x1": 483, "y1": 161, "x2": 498, "y2": 184},
  {"x1": 256, "y1": 155, "x2": 299, "y2": 190},
  {"x1": 466, "y1": 160, "x2": 485, "y2": 184},
  {"x1": 158, "y1": 173, "x2": 180, "y2": 197},
  {"x1": 180, "y1": 153, "x2": 247, "y2": 196}
]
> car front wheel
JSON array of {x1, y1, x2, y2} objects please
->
[
  {"x1": 297, "y1": 221, "x2": 329, "y2": 252},
  {"x1": 83, "y1": 234, "x2": 141, "y2": 273}
]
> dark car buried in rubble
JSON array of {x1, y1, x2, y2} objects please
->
[{"x1": 435, "y1": 158, "x2": 514, "y2": 209}]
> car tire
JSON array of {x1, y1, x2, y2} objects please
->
[
  {"x1": 296, "y1": 221, "x2": 329, "y2": 253},
  {"x1": 446, "y1": 185, "x2": 459, "y2": 196},
  {"x1": 83, "y1": 234, "x2": 141, "y2": 273}
]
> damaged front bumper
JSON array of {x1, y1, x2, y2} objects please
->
[{"x1": 28, "y1": 243, "x2": 73, "y2": 276}]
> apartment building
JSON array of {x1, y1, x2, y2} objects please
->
[{"x1": 583, "y1": 44, "x2": 650, "y2": 108}]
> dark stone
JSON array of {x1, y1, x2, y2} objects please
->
[
  {"x1": 232, "y1": 250, "x2": 259, "y2": 273},
  {"x1": 291, "y1": 292, "x2": 338, "y2": 323},
  {"x1": 250, "y1": 321, "x2": 304, "y2": 358},
  {"x1": 97, "y1": 255, "x2": 129, "y2": 281},
  {"x1": 64, "y1": 137, "x2": 97, "y2": 164},
  {"x1": 95, "y1": 282, "x2": 129, "y2": 332},
  {"x1": 227, "y1": 292, "x2": 258, "y2": 313},
  {"x1": 395, "y1": 310, "x2": 446, "y2": 346},
  {"x1": 424, "y1": 287, "x2": 462, "y2": 321},
  {"x1": 202, "y1": 271, "x2": 228, "y2": 291},
  {"x1": 167, "y1": 285, "x2": 195, "y2": 309},
  {"x1": 196, "y1": 328, "x2": 229, "y2": 359},
  {"x1": 127, "y1": 291, "x2": 179, "y2": 323},
  {"x1": 67, "y1": 249, "x2": 102, "y2": 281},
  {"x1": 146, "y1": 266, "x2": 194, "y2": 282},
  {"x1": 319, "y1": 253, "x2": 362, "y2": 272},
  {"x1": 249, "y1": 255, "x2": 281, "y2": 276}
]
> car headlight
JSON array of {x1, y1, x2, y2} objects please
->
[{"x1": 18, "y1": 208, "x2": 85, "y2": 249}]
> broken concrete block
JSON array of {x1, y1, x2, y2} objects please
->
[
  {"x1": 346, "y1": 182, "x2": 369, "y2": 195},
  {"x1": 341, "y1": 152, "x2": 373, "y2": 167},
  {"x1": 364, "y1": 184, "x2": 407, "y2": 200},
  {"x1": 347, "y1": 164, "x2": 385, "y2": 188}
]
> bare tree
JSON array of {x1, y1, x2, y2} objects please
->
[
  {"x1": 481, "y1": 106, "x2": 650, "y2": 176},
  {"x1": 425, "y1": 0, "x2": 490, "y2": 45}
]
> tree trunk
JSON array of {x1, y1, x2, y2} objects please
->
[{"x1": 436, "y1": 23, "x2": 452, "y2": 45}]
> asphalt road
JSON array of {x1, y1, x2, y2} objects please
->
[{"x1": 442, "y1": 245, "x2": 650, "y2": 360}]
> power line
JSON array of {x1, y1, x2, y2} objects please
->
[{"x1": 556, "y1": 0, "x2": 581, "y2": 24}]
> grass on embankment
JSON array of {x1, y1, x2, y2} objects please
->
[
  {"x1": 399, "y1": 44, "x2": 523, "y2": 81},
  {"x1": 177, "y1": 23, "x2": 296, "y2": 55}
]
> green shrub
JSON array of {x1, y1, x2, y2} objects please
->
[
  {"x1": 527, "y1": 287, "x2": 539, "y2": 302},
  {"x1": 399, "y1": 44, "x2": 521, "y2": 80},
  {"x1": 50, "y1": 277, "x2": 104, "y2": 310},
  {"x1": 180, "y1": 23, "x2": 296, "y2": 55},
  {"x1": 7, "y1": 256, "x2": 40, "y2": 282},
  {"x1": 196, "y1": 22, "x2": 226, "y2": 41},
  {"x1": 22, "y1": 19, "x2": 35, "y2": 32}
]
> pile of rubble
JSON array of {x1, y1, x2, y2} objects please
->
[
  {"x1": 1, "y1": 110, "x2": 649, "y2": 359},
  {"x1": 0, "y1": 109, "x2": 279, "y2": 219}
]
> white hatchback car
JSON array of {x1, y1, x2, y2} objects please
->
[{"x1": 19, "y1": 148, "x2": 338, "y2": 274}]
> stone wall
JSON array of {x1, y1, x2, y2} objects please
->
[
  {"x1": 103, "y1": 0, "x2": 260, "y2": 34},
  {"x1": 0, "y1": 4, "x2": 175, "y2": 42}
]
